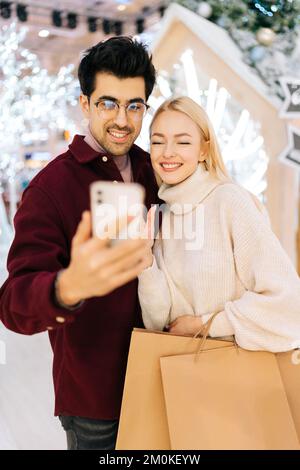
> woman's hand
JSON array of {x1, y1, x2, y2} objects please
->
[
  {"x1": 140, "y1": 205, "x2": 157, "y2": 270},
  {"x1": 167, "y1": 315, "x2": 203, "y2": 336},
  {"x1": 142, "y1": 241, "x2": 154, "y2": 269}
]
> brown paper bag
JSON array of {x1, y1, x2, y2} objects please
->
[
  {"x1": 276, "y1": 351, "x2": 300, "y2": 442},
  {"x1": 116, "y1": 328, "x2": 232, "y2": 450},
  {"x1": 160, "y1": 348, "x2": 300, "y2": 450}
]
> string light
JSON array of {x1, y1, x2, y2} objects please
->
[
  {"x1": 136, "y1": 18, "x2": 144, "y2": 35},
  {"x1": 38, "y1": 29, "x2": 49, "y2": 38},
  {"x1": 0, "y1": 2, "x2": 168, "y2": 34},
  {"x1": 159, "y1": 5, "x2": 166, "y2": 18},
  {"x1": 0, "y1": 1, "x2": 11, "y2": 19},
  {"x1": 16, "y1": 3, "x2": 27, "y2": 22},
  {"x1": 67, "y1": 12, "x2": 77, "y2": 29},
  {"x1": 102, "y1": 18, "x2": 111, "y2": 35},
  {"x1": 52, "y1": 10, "x2": 62, "y2": 28},
  {"x1": 0, "y1": 22, "x2": 78, "y2": 177},
  {"x1": 254, "y1": 2, "x2": 273, "y2": 17},
  {"x1": 88, "y1": 16, "x2": 97, "y2": 33},
  {"x1": 114, "y1": 20, "x2": 123, "y2": 36}
]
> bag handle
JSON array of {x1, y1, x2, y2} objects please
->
[{"x1": 193, "y1": 311, "x2": 238, "y2": 360}]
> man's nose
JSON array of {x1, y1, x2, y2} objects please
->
[{"x1": 113, "y1": 106, "x2": 129, "y2": 128}]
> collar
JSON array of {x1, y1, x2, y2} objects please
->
[
  {"x1": 68, "y1": 135, "x2": 106, "y2": 163},
  {"x1": 83, "y1": 128, "x2": 129, "y2": 173},
  {"x1": 158, "y1": 163, "x2": 223, "y2": 214},
  {"x1": 68, "y1": 134, "x2": 150, "y2": 180},
  {"x1": 84, "y1": 126, "x2": 107, "y2": 154}
]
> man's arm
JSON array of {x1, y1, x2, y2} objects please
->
[
  {"x1": 0, "y1": 184, "x2": 81, "y2": 333},
  {"x1": 0, "y1": 185, "x2": 150, "y2": 335}
]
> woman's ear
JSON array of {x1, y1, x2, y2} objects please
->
[{"x1": 199, "y1": 140, "x2": 210, "y2": 162}]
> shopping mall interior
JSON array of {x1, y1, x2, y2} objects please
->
[{"x1": 0, "y1": 0, "x2": 300, "y2": 450}]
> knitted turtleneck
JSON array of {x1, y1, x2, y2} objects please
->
[{"x1": 138, "y1": 164, "x2": 300, "y2": 352}]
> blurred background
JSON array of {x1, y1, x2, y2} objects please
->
[{"x1": 0, "y1": 0, "x2": 300, "y2": 449}]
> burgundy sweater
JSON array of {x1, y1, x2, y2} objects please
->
[{"x1": 0, "y1": 135, "x2": 158, "y2": 419}]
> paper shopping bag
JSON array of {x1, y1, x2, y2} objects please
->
[
  {"x1": 276, "y1": 350, "x2": 300, "y2": 442},
  {"x1": 116, "y1": 328, "x2": 232, "y2": 450},
  {"x1": 160, "y1": 348, "x2": 300, "y2": 450}
]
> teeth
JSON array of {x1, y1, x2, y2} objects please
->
[
  {"x1": 109, "y1": 131, "x2": 128, "y2": 138},
  {"x1": 161, "y1": 163, "x2": 182, "y2": 169}
]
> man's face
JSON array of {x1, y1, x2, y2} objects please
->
[{"x1": 80, "y1": 72, "x2": 147, "y2": 156}]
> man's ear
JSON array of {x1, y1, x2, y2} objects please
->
[{"x1": 79, "y1": 94, "x2": 90, "y2": 118}]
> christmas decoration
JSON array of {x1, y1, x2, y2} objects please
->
[
  {"x1": 249, "y1": 45, "x2": 266, "y2": 62},
  {"x1": 0, "y1": 22, "x2": 78, "y2": 227},
  {"x1": 279, "y1": 126, "x2": 300, "y2": 171},
  {"x1": 280, "y1": 77, "x2": 300, "y2": 119},
  {"x1": 256, "y1": 27, "x2": 276, "y2": 46},
  {"x1": 197, "y1": 2, "x2": 212, "y2": 18},
  {"x1": 175, "y1": 1, "x2": 300, "y2": 100},
  {"x1": 176, "y1": 0, "x2": 300, "y2": 34}
]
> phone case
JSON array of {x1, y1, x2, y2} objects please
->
[{"x1": 90, "y1": 181, "x2": 145, "y2": 242}]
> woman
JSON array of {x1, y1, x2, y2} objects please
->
[{"x1": 138, "y1": 96, "x2": 300, "y2": 352}]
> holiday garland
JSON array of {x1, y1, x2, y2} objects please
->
[
  {"x1": 194, "y1": 0, "x2": 300, "y2": 33},
  {"x1": 175, "y1": 0, "x2": 300, "y2": 100}
]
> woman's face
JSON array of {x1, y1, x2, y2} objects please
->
[{"x1": 150, "y1": 110, "x2": 205, "y2": 185}]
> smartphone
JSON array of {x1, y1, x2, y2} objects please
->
[{"x1": 90, "y1": 181, "x2": 145, "y2": 243}]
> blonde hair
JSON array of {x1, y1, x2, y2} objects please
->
[{"x1": 150, "y1": 96, "x2": 231, "y2": 183}]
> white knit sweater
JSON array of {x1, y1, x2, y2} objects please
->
[{"x1": 138, "y1": 163, "x2": 300, "y2": 352}]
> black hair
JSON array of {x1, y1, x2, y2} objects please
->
[{"x1": 78, "y1": 36, "x2": 156, "y2": 100}]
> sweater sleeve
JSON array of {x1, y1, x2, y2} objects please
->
[
  {"x1": 204, "y1": 186, "x2": 300, "y2": 352},
  {"x1": 138, "y1": 241, "x2": 171, "y2": 331},
  {"x1": 0, "y1": 185, "x2": 85, "y2": 335}
]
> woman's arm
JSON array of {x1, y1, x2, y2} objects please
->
[
  {"x1": 138, "y1": 240, "x2": 172, "y2": 331},
  {"x1": 203, "y1": 186, "x2": 300, "y2": 352}
]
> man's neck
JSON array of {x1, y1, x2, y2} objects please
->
[
  {"x1": 84, "y1": 126, "x2": 133, "y2": 182},
  {"x1": 84, "y1": 126, "x2": 106, "y2": 154}
]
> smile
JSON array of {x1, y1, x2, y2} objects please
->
[
  {"x1": 160, "y1": 162, "x2": 183, "y2": 171},
  {"x1": 107, "y1": 129, "x2": 131, "y2": 143}
]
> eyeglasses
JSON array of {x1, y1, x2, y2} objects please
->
[{"x1": 94, "y1": 99, "x2": 150, "y2": 121}]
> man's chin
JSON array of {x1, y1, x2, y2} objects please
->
[{"x1": 105, "y1": 142, "x2": 133, "y2": 156}]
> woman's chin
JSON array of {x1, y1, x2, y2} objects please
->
[
  {"x1": 158, "y1": 168, "x2": 191, "y2": 185},
  {"x1": 160, "y1": 173, "x2": 183, "y2": 185}
]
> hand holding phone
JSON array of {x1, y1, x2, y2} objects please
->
[{"x1": 90, "y1": 181, "x2": 146, "y2": 243}]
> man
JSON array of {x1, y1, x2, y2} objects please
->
[{"x1": 0, "y1": 37, "x2": 158, "y2": 450}]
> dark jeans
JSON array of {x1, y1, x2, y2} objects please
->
[{"x1": 59, "y1": 415, "x2": 119, "y2": 450}]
